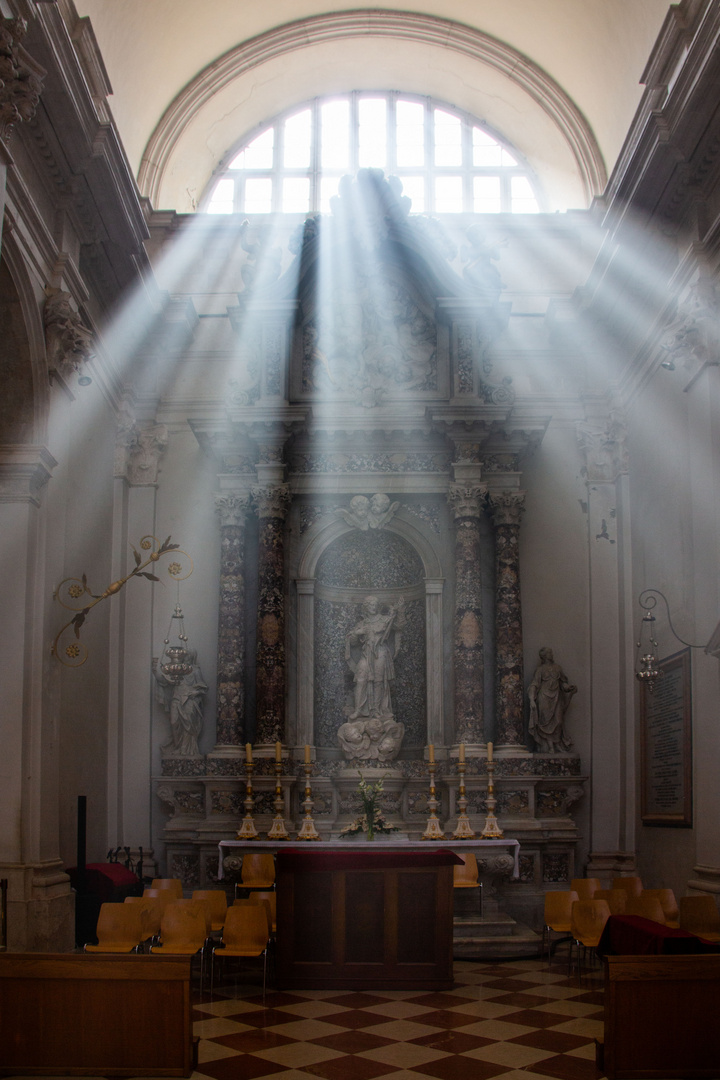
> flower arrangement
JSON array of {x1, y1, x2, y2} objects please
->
[{"x1": 339, "y1": 773, "x2": 398, "y2": 840}]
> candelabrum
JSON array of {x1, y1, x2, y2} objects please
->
[
  {"x1": 236, "y1": 760, "x2": 260, "y2": 840},
  {"x1": 266, "y1": 758, "x2": 292, "y2": 841},
  {"x1": 296, "y1": 761, "x2": 322, "y2": 841},
  {"x1": 421, "y1": 760, "x2": 446, "y2": 840},
  {"x1": 481, "y1": 757, "x2": 504, "y2": 839},
  {"x1": 452, "y1": 759, "x2": 476, "y2": 839}
]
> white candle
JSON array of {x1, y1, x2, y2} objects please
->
[
  {"x1": 428, "y1": 744, "x2": 435, "y2": 763},
  {"x1": 487, "y1": 741, "x2": 493, "y2": 763},
  {"x1": 459, "y1": 743, "x2": 465, "y2": 763},
  {"x1": 275, "y1": 741, "x2": 282, "y2": 763},
  {"x1": 245, "y1": 742, "x2": 252, "y2": 764},
  {"x1": 304, "y1": 744, "x2": 311, "y2": 764}
]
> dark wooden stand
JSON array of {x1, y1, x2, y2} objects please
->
[
  {"x1": 602, "y1": 954, "x2": 720, "y2": 1078},
  {"x1": 275, "y1": 848, "x2": 460, "y2": 990},
  {"x1": 0, "y1": 953, "x2": 195, "y2": 1076}
]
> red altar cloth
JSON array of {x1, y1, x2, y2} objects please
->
[
  {"x1": 67, "y1": 863, "x2": 140, "y2": 902},
  {"x1": 598, "y1": 914, "x2": 720, "y2": 957}
]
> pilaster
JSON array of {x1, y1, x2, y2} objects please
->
[
  {"x1": 489, "y1": 491, "x2": 527, "y2": 751},
  {"x1": 252, "y1": 483, "x2": 291, "y2": 746},
  {"x1": 447, "y1": 481, "x2": 487, "y2": 744},
  {"x1": 213, "y1": 492, "x2": 250, "y2": 748}
]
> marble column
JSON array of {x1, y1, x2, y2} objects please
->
[
  {"x1": 448, "y1": 482, "x2": 488, "y2": 744},
  {"x1": 489, "y1": 491, "x2": 527, "y2": 749},
  {"x1": 214, "y1": 493, "x2": 250, "y2": 747},
  {"x1": 252, "y1": 483, "x2": 291, "y2": 746}
]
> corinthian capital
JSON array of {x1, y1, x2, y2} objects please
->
[
  {"x1": 447, "y1": 481, "x2": 487, "y2": 521},
  {"x1": 489, "y1": 490, "x2": 526, "y2": 527},
  {"x1": 252, "y1": 483, "x2": 291, "y2": 520},
  {"x1": 0, "y1": 18, "x2": 44, "y2": 139},
  {"x1": 215, "y1": 492, "x2": 250, "y2": 528}
]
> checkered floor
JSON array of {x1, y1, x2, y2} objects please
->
[{"x1": 191, "y1": 954, "x2": 605, "y2": 1080}]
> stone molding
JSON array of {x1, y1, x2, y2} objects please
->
[
  {"x1": 138, "y1": 10, "x2": 605, "y2": 208},
  {"x1": 0, "y1": 445, "x2": 56, "y2": 505}
]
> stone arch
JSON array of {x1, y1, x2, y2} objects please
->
[
  {"x1": 0, "y1": 237, "x2": 49, "y2": 444},
  {"x1": 297, "y1": 509, "x2": 443, "y2": 581},
  {"x1": 138, "y1": 11, "x2": 606, "y2": 213}
]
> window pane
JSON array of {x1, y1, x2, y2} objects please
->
[
  {"x1": 396, "y1": 100, "x2": 425, "y2": 167},
  {"x1": 511, "y1": 175, "x2": 539, "y2": 212},
  {"x1": 230, "y1": 127, "x2": 274, "y2": 170},
  {"x1": 398, "y1": 175, "x2": 425, "y2": 212},
  {"x1": 319, "y1": 174, "x2": 341, "y2": 213},
  {"x1": 244, "y1": 177, "x2": 273, "y2": 213},
  {"x1": 284, "y1": 110, "x2": 312, "y2": 168},
  {"x1": 207, "y1": 178, "x2": 235, "y2": 214},
  {"x1": 473, "y1": 127, "x2": 502, "y2": 167},
  {"x1": 434, "y1": 109, "x2": 462, "y2": 167},
  {"x1": 282, "y1": 177, "x2": 310, "y2": 213},
  {"x1": 435, "y1": 175, "x2": 463, "y2": 212},
  {"x1": 359, "y1": 98, "x2": 386, "y2": 168},
  {"x1": 473, "y1": 176, "x2": 501, "y2": 213},
  {"x1": 321, "y1": 99, "x2": 350, "y2": 169},
  {"x1": 501, "y1": 148, "x2": 518, "y2": 166}
]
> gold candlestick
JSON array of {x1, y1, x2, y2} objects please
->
[
  {"x1": 266, "y1": 757, "x2": 292, "y2": 840},
  {"x1": 452, "y1": 758, "x2": 476, "y2": 839},
  {"x1": 421, "y1": 758, "x2": 446, "y2": 840},
  {"x1": 236, "y1": 759, "x2": 260, "y2": 840},
  {"x1": 296, "y1": 760, "x2": 322, "y2": 841},
  {"x1": 481, "y1": 744, "x2": 504, "y2": 839}
]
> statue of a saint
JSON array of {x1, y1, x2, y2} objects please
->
[
  {"x1": 345, "y1": 595, "x2": 405, "y2": 720},
  {"x1": 153, "y1": 650, "x2": 208, "y2": 756},
  {"x1": 528, "y1": 647, "x2": 577, "y2": 752}
]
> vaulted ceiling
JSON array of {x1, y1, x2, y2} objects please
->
[{"x1": 74, "y1": 0, "x2": 671, "y2": 213}]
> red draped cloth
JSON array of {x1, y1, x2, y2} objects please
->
[{"x1": 598, "y1": 914, "x2": 720, "y2": 957}]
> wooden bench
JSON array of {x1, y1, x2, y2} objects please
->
[
  {"x1": 601, "y1": 953, "x2": 720, "y2": 1078},
  {"x1": 0, "y1": 952, "x2": 195, "y2": 1076}
]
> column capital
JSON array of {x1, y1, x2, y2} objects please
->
[
  {"x1": 447, "y1": 481, "x2": 487, "y2": 520},
  {"x1": 252, "y1": 482, "x2": 291, "y2": 520},
  {"x1": 214, "y1": 491, "x2": 251, "y2": 528},
  {"x1": 0, "y1": 445, "x2": 56, "y2": 505},
  {"x1": 489, "y1": 490, "x2": 526, "y2": 527},
  {"x1": 576, "y1": 408, "x2": 629, "y2": 483}
]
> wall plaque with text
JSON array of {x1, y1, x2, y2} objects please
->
[{"x1": 641, "y1": 648, "x2": 692, "y2": 827}]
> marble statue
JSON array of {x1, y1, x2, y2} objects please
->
[
  {"x1": 528, "y1": 647, "x2": 576, "y2": 752},
  {"x1": 346, "y1": 595, "x2": 405, "y2": 719},
  {"x1": 153, "y1": 650, "x2": 208, "y2": 756},
  {"x1": 337, "y1": 716, "x2": 405, "y2": 762}
]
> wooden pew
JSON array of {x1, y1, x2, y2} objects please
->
[
  {"x1": 601, "y1": 953, "x2": 720, "y2": 1079},
  {"x1": 0, "y1": 952, "x2": 195, "y2": 1076}
]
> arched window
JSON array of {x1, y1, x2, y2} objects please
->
[{"x1": 203, "y1": 93, "x2": 541, "y2": 215}]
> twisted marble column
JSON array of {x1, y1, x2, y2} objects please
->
[
  {"x1": 252, "y1": 483, "x2": 291, "y2": 745},
  {"x1": 214, "y1": 493, "x2": 250, "y2": 746},
  {"x1": 489, "y1": 491, "x2": 526, "y2": 748},
  {"x1": 448, "y1": 482, "x2": 488, "y2": 743}
]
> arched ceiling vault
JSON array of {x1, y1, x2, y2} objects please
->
[{"x1": 74, "y1": 0, "x2": 671, "y2": 214}]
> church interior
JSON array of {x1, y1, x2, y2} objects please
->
[{"x1": 2, "y1": 0, "x2": 720, "y2": 1038}]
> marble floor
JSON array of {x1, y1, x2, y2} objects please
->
[{"x1": 189, "y1": 952, "x2": 605, "y2": 1080}]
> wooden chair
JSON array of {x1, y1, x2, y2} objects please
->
[
  {"x1": 642, "y1": 888, "x2": 680, "y2": 927},
  {"x1": 679, "y1": 895, "x2": 720, "y2": 941},
  {"x1": 151, "y1": 878, "x2": 183, "y2": 899},
  {"x1": 151, "y1": 900, "x2": 210, "y2": 987},
  {"x1": 240, "y1": 853, "x2": 276, "y2": 892},
  {"x1": 612, "y1": 876, "x2": 643, "y2": 899},
  {"x1": 213, "y1": 903, "x2": 270, "y2": 996},
  {"x1": 84, "y1": 902, "x2": 143, "y2": 953},
  {"x1": 192, "y1": 890, "x2": 228, "y2": 934},
  {"x1": 124, "y1": 896, "x2": 164, "y2": 944},
  {"x1": 595, "y1": 889, "x2": 627, "y2": 916},
  {"x1": 247, "y1": 890, "x2": 277, "y2": 935},
  {"x1": 570, "y1": 898, "x2": 610, "y2": 975},
  {"x1": 453, "y1": 853, "x2": 479, "y2": 888},
  {"x1": 542, "y1": 889, "x2": 578, "y2": 964},
  {"x1": 570, "y1": 877, "x2": 601, "y2": 900},
  {"x1": 625, "y1": 896, "x2": 666, "y2": 924},
  {"x1": 142, "y1": 887, "x2": 177, "y2": 917}
]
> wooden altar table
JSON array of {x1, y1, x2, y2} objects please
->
[{"x1": 274, "y1": 847, "x2": 462, "y2": 989}]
